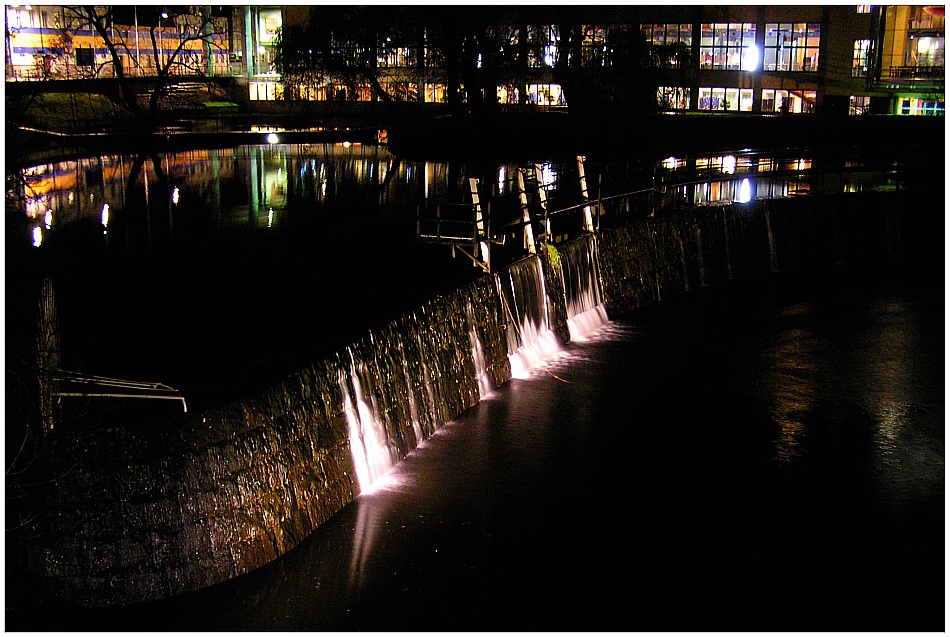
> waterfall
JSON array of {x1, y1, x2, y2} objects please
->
[
  {"x1": 559, "y1": 235, "x2": 609, "y2": 341},
  {"x1": 497, "y1": 256, "x2": 561, "y2": 378},
  {"x1": 399, "y1": 349, "x2": 425, "y2": 446},
  {"x1": 466, "y1": 301, "x2": 494, "y2": 399},
  {"x1": 339, "y1": 349, "x2": 397, "y2": 493}
]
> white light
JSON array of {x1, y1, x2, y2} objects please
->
[
  {"x1": 722, "y1": 155, "x2": 736, "y2": 175},
  {"x1": 32, "y1": 226, "x2": 42, "y2": 247},
  {"x1": 101, "y1": 203, "x2": 110, "y2": 227},
  {"x1": 662, "y1": 156, "x2": 678, "y2": 170},
  {"x1": 342, "y1": 141, "x2": 351, "y2": 148},
  {"x1": 44, "y1": 209, "x2": 52, "y2": 229},
  {"x1": 267, "y1": 207, "x2": 274, "y2": 227},
  {"x1": 171, "y1": 186, "x2": 180, "y2": 204},
  {"x1": 742, "y1": 43, "x2": 760, "y2": 72},
  {"x1": 737, "y1": 178, "x2": 752, "y2": 203},
  {"x1": 267, "y1": 132, "x2": 279, "y2": 144}
]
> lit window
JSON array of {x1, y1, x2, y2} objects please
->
[
  {"x1": 856, "y1": 5, "x2": 871, "y2": 13},
  {"x1": 700, "y1": 23, "x2": 756, "y2": 70},
  {"x1": 852, "y1": 39, "x2": 871, "y2": 77},
  {"x1": 849, "y1": 95, "x2": 871, "y2": 115},
  {"x1": 764, "y1": 23, "x2": 820, "y2": 72},
  {"x1": 697, "y1": 87, "x2": 751, "y2": 111},
  {"x1": 642, "y1": 23, "x2": 693, "y2": 68},
  {"x1": 657, "y1": 86, "x2": 691, "y2": 110}
]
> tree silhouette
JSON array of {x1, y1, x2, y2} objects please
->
[{"x1": 59, "y1": 6, "x2": 229, "y2": 131}]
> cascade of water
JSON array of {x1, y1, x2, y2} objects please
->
[
  {"x1": 339, "y1": 350, "x2": 397, "y2": 493},
  {"x1": 559, "y1": 235, "x2": 609, "y2": 341},
  {"x1": 415, "y1": 331, "x2": 443, "y2": 428},
  {"x1": 497, "y1": 256, "x2": 561, "y2": 378},
  {"x1": 466, "y1": 301, "x2": 494, "y2": 398},
  {"x1": 399, "y1": 349, "x2": 425, "y2": 447}
]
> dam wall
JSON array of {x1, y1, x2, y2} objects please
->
[{"x1": 32, "y1": 189, "x2": 928, "y2": 607}]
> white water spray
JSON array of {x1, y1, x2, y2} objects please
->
[{"x1": 340, "y1": 354, "x2": 396, "y2": 493}]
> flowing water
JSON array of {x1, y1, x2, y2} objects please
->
[{"x1": 8, "y1": 264, "x2": 943, "y2": 632}]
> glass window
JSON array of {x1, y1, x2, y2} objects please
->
[
  {"x1": 764, "y1": 22, "x2": 820, "y2": 71},
  {"x1": 698, "y1": 87, "x2": 753, "y2": 112},
  {"x1": 857, "y1": 5, "x2": 872, "y2": 13},
  {"x1": 761, "y1": 89, "x2": 817, "y2": 113},
  {"x1": 526, "y1": 83, "x2": 565, "y2": 106},
  {"x1": 581, "y1": 25, "x2": 609, "y2": 67},
  {"x1": 657, "y1": 86, "x2": 690, "y2": 110},
  {"x1": 643, "y1": 23, "x2": 693, "y2": 68},
  {"x1": 852, "y1": 39, "x2": 871, "y2": 77},
  {"x1": 700, "y1": 22, "x2": 756, "y2": 70},
  {"x1": 425, "y1": 83, "x2": 447, "y2": 103},
  {"x1": 527, "y1": 25, "x2": 558, "y2": 68},
  {"x1": 849, "y1": 95, "x2": 870, "y2": 115},
  {"x1": 378, "y1": 45, "x2": 416, "y2": 68}
]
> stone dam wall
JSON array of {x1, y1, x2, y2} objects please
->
[{"x1": 33, "y1": 189, "x2": 933, "y2": 607}]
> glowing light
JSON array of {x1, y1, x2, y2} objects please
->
[
  {"x1": 267, "y1": 207, "x2": 274, "y2": 227},
  {"x1": 171, "y1": 186, "x2": 180, "y2": 204},
  {"x1": 100, "y1": 203, "x2": 110, "y2": 227},
  {"x1": 342, "y1": 141, "x2": 351, "y2": 148},
  {"x1": 722, "y1": 155, "x2": 736, "y2": 175},
  {"x1": 267, "y1": 132, "x2": 279, "y2": 144},
  {"x1": 742, "y1": 43, "x2": 760, "y2": 72},
  {"x1": 737, "y1": 178, "x2": 752, "y2": 203},
  {"x1": 44, "y1": 209, "x2": 52, "y2": 229},
  {"x1": 662, "y1": 156, "x2": 678, "y2": 170},
  {"x1": 32, "y1": 226, "x2": 42, "y2": 247}
]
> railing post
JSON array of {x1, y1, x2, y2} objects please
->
[
  {"x1": 516, "y1": 168, "x2": 537, "y2": 254},
  {"x1": 469, "y1": 177, "x2": 489, "y2": 271},
  {"x1": 577, "y1": 155, "x2": 595, "y2": 233}
]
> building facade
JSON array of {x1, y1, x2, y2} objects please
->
[{"x1": 4, "y1": 5, "x2": 944, "y2": 116}]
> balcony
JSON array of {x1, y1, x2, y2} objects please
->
[{"x1": 873, "y1": 65, "x2": 944, "y2": 91}]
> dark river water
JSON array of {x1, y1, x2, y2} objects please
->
[{"x1": 9, "y1": 263, "x2": 943, "y2": 632}]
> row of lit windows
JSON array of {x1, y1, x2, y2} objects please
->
[
  {"x1": 642, "y1": 22, "x2": 822, "y2": 72},
  {"x1": 252, "y1": 80, "x2": 566, "y2": 106},
  {"x1": 357, "y1": 21, "x2": 823, "y2": 73},
  {"x1": 659, "y1": 85, "x2": 818, "y2": 113}
]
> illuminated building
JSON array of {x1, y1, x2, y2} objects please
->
[{"x1": 4, "y1": 5, "x2": 943, "y2": 115}]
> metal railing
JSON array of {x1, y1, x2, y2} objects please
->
[
  {"x1": 886, "y1": 65, "x2": 944, "y2": 80},
  {"x1": 52, "y1": 371, "x2": 188, "y2": 412}
]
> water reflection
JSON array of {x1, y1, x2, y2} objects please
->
[{"x1": 759, "y1": 315, "x2": 818, "y2": 463}]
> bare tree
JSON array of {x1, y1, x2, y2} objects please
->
[{"x1": 58, "y1": 6, "x2": 230, "y2": 130}]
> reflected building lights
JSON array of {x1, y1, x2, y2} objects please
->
[{"x1": 32, "y1": 226, "x2": 42, "y2": 247}]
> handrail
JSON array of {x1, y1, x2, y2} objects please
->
[{"x1": 52, "y1": 371, "x2": 188, "y2": 412}]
